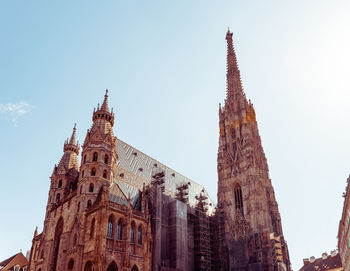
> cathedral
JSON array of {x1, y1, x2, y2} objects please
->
[{"x1": 28, "y1": 30, "x2": 290, "y2": 271}]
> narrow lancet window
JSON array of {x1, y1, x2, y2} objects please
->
[
  {"x1": 93, "y1": 152, "x2": 98, "y2": 162},
  {"x1": 117, "y1": 219, "x2": 122, "y2": 240},
  {"x1": 107, "y1": 216, "x2": 114, "y2": 238},
  {"x1": 234, "y1": 184, "x2": 244, "y2": 214}
]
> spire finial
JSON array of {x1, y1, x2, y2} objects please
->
[
  {"x1": 101, "y1": 89, "x2": 110, "y2": 112},
  {"x1": 225, "y1": 28, "x2": 243, "y2": 99},
  {"x1": 69, "y1": 123, "x2": 77, "y2": 145}
]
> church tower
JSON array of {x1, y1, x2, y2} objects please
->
[
  {"x1": 78, "y1": 89, "x2": 117, "y2": 212},
  {"x1": 217, "y1": 29, "x2": 290, "y2": 271}
]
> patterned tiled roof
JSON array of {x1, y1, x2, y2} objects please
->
[
  {"x1": 108, "y1": 138, "x2": 215, "y2": 214},
  {"x1": 299, "y1": 253, "x2": 343, "y2": 271}
]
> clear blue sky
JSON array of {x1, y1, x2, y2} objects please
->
[{"x1": 0, "y1": 1, "x2": 349, "y2": 269}]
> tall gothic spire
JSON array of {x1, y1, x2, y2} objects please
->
[{"x1": 226, "y1": 29, "x2": 243, "y2": 99}]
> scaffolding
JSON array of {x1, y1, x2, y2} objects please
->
[
  {"x1": 210, "y1": 203, "x2": 228, "y2": 271},
  {"x1": 193, "y1": 190, "x2": 211, "y2": 271},
  {"x1": 175, "y1": 182, "x2": 190, "y2": 204}
]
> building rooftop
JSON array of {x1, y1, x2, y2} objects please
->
[
  {"x1": 108, "y1": 138, "x2": 215, "y2": 214},
  {"x1": 299, "y1": 251, "x2": 343, "y2": 271}
]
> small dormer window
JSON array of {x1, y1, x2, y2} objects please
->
[{"x1": 93, "y1": 152, "x2": 98, "y2": 162}]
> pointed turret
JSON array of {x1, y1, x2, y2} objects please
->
[
  {"x1": 92, "y1": 89, "x2": 114, "y2": 126},
  {"x1": 100, "y1": 89, "x2": 109, "y2": 112},
  {"x1": 64, "y1": 123, "x2": 79, "y2": 154},
  {"x1": 58, "y1": 124, "x2": 80, "y2": 171}
]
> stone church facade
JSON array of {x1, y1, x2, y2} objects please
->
[{"x1": 28, "y1": 30, "x2": 290, "y2": 271}]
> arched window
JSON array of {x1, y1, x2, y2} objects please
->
[
  {"x1": 130, "y1": 222, "x2": 135, "y2": 243},
  {"x1": 104, "y1": 155, "x2": 109, "y2": 164},
  {"x1": 117, "y1": 219, "x2": 123, "y2": 240},
  {"x1": 234, "y1": 184, "x2": 244, "y2": 214},
  {"x1": 80, "y1": 185, "x2": 83, "y2": 194},
  {"x1": 107, "y1": 215, "x2": 114, "y2": 238},
  {"x1": 93, "y1": 152, "x2": 98, "y2": 162},
  {"x1": 137, "y1": 226, "x2": 142, "y2": 245},
  {"x1": 103, "y1": 170, "x2": 107, "y2": 179},
  {"x1": 58, "y1": 179, "x2": 62, "y2": 188},
  {"x1": 131, "y1": 265, "x2": 139, "y2": 271},
  {"x1": 51, "y1": 217, "x2": 63, "y2": 271},
  {"x1": 90, "y1": 218, "x2": 95, "y2": 239},
  {"x1": 107, "y1": 261, "x2": 118, "y2": 271},
  {"x1": 89, "y1": 183, "x2": 94, "y2": 193},
  {"x1": 87, "y1": 200, "x2": 92, "y2": 208},
  {"x1": 68, "y1": 258, "x2": 74, "y2": 269},
  {"x1": 56, "y1": 193, "x2": 60, "y2": 203},
  {"x1": 84, "y1": 261, "x2": 93, "y2": 271},
  {"x1": 91, "y1": 168, "x2": 96, "y2": 176},
  {"x1": 83, "y1": 154, "x2": 87, "y2": 163}
]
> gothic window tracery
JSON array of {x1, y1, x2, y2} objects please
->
[
  {"x1": 234, "y1": 184, "x2": 244, "y2": 214},
  {"x1": 117, "y1": 219, "x2": 123, "y2": 240},
  {"x1": 107, "y1": 215, "x2": 114, "y2": 238},
  {"x1": 137, "y1": 225, "x2": 142, "y2": 245},
  {"x1": 130, "y1": 222, "x2": 135, "y2": 243}
]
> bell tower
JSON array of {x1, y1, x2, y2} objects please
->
[
  {"x1": 217, "y1": 29, "x2": 290, "y2": 271},
  {"x1": 78, "y1": 90, "x2": 117, "y2": 212},
  {"x1": 47, "y1": 124, "x2": 80, "y2": 208}
]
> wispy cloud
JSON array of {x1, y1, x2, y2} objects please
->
[{"x1": 0, "y1": 102, "x2": 33, "y2": 126}]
